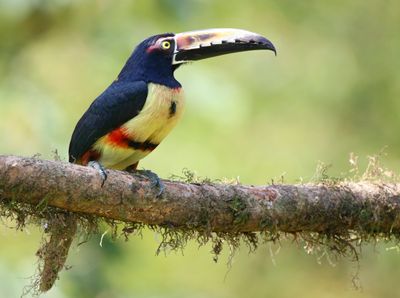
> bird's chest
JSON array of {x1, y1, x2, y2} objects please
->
[{"x1": 122, "y1": 83, "x2": 185, "y2": 143}]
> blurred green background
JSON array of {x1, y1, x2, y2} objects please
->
[{"x1": 1, "y1": 0, "x2": 399, "y2": 297}]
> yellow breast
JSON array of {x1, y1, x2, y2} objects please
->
[
  {"x1": 94, "y1": 83, "x2": 185, "y2": 170},
  {"x1": 123, "y1": 83, "x2": 185, "y2": 143}
]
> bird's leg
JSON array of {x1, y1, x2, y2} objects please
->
[
  {"x1": 88, "y1": 161, "x2": 108, "y2": 187},
  {"x1": 125, "y1": 163, "x2": 165, "y2": 197},
  {"x1": 137, "y1": 169, "x2": 165, "y2": 197}
]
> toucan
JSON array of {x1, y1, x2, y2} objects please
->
[{"x1": 68, "y1": 28, "x2": 276, "y2": 188}]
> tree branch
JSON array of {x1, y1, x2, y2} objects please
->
[
  {"x1": 2, "y1": 154, "x2": 400, "y2": 294},
  {"x1": 1, "y1": 155, "x2": 400, "y2": 235}
]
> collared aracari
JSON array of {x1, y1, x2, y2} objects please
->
[{"x1": 68, "y1": 28, "x2": 276, "y2": 187}]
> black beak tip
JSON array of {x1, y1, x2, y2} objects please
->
[
  {"x1": 261, "y1": 37, "x2": 277, "y2": 56},
  {"x1": 271, "y1": 46, "x2": 277, "y2": 56}
]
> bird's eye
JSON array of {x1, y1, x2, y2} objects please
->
[{"x1": 161, "y1": 40, "x2": 171, "y2": 50}]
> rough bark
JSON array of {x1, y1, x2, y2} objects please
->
[{"x1": 1, "y1": 155, "x2": 400, "y2": 235}]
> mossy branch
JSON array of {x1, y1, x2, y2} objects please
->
[
  {"x1": 1, "y1": 155, "x2": 400, "y2": 234},
  {"x1": 1, "y1": 154, "x2": 400, "y2": 294}
]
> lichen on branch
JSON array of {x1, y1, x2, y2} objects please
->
[{"x1": 0, "y1": 154, "x2": 400, "y2": 294}]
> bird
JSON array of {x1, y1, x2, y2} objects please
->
[{"x1": 68, "y1": 28, "x2": 276, "y2": 190}]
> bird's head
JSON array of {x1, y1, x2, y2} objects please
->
[{"x1": 118, "y1": 28, "x2": 276, "y2": 87}]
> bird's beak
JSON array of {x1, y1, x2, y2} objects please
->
[{"x1": 172, "y1": 28, "x2": 276, "y2": 65}]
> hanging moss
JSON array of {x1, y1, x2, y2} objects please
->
[{"x1": 1, "y1": 153, "x2": 399, "y2": 296}]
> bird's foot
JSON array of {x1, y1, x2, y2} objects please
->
[
  {"x1": 136, "y1": 169, "x2": 165, "y2": 197},
  {"x1": 88, "y1": 161, "x2": 108, "y2": 187}
]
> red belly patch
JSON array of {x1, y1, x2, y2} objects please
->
[
  {"x1": 80, "y1": 149, "x2": 101, "y2": 165},
  {"x1": 106, "y1": 127, "x2": 130, "y2": 147},
  {"x1": 105, "y1": 127, "x2": 159, "y2": 151}
]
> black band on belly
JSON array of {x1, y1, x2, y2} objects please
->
[{"x1": 127, "y1": 140, "x2": 158, "y2": 151}]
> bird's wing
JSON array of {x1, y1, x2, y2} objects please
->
[{"x1": 68, "y1": 80, "x2": 148, "y2": 163}]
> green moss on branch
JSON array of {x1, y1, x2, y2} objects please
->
[{"x1": 0, "y1": 154, "x2": 399, "y2": 295}]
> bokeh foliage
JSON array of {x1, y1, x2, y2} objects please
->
[{"x1": 0, "y1": 0, "x2": 399, "y2": 297}]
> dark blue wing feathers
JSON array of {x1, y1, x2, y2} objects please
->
[{"x1": 68, "y1": 80, "x2": 148, "y2": 162}]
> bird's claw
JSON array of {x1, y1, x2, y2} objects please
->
[
  {"x1": 88, "y1": 161, "x2": 108, "y2": 187},
  {"x1": 137, "y1": 169, "x2": 165, "y2": 197}
]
